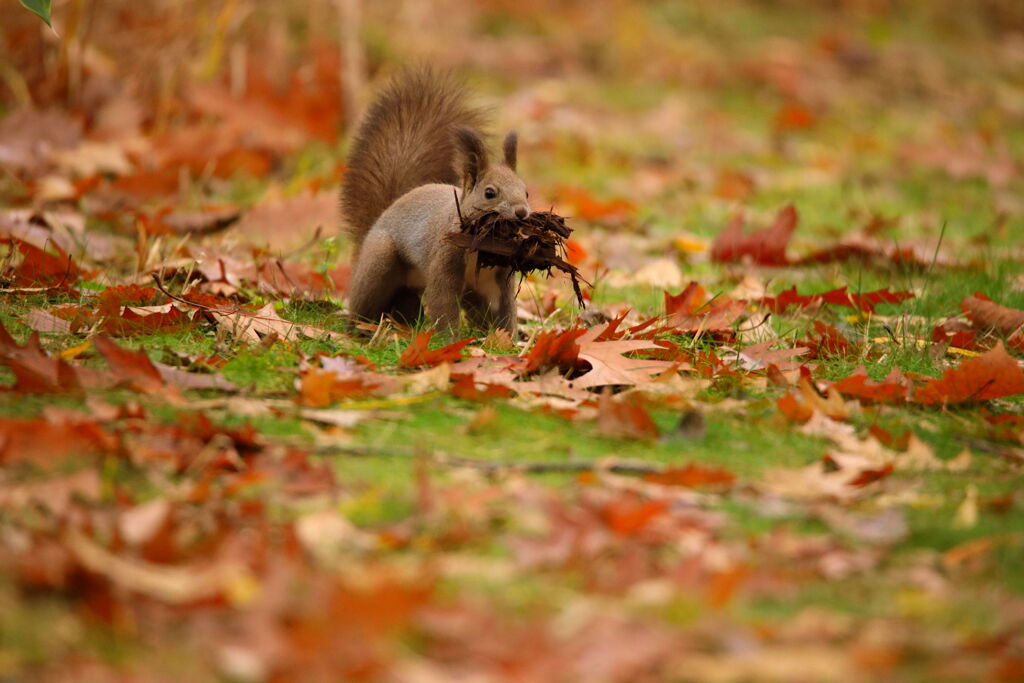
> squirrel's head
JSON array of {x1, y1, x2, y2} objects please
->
[{"x1": 454, "y1": 128, "x2": 530, "y2": 220}]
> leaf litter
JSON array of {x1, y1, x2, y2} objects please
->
[{"x1": 1, "y1": 2, "x2": 1024, "y2": 681}]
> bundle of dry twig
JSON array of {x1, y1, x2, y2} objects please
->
[{"x1": 447, "y1": 202, "x2": 586, "y2": 306}]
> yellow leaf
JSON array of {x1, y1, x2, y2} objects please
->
[{"x1": 60, "y1": 340, "x2": 91, "y2": 360}]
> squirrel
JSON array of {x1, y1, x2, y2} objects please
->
[{"x1": 341, "y1": 68, "x2": 530, "y2": 339}]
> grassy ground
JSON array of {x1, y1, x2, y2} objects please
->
[{"x1": 2, "y1": 1, "x2": 1024, "y2": 681}]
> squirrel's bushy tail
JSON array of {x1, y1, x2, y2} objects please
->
[{"x1": 341, "y1": 68, "x2": 487, "y2": 247}]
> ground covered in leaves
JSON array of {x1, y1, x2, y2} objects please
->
[{"x1": 2, "y1": 1, "x2": 1024, "y2": 681}]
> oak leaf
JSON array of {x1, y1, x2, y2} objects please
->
[{"x1": 573, "y1": 324, "x2": 675, "y2": 389}]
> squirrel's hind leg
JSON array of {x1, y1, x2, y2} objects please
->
[
  {"x1": 422, "y1": 244, "x2": 467, "y2": 339},
  {"x1": 348, "y1": 233, "x2": 406, "y2": 326},
  {"x1": 387, "y1": 287, "x2": 423, "y2": 326}
]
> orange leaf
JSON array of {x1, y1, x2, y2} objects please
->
[
  {"x1": 556, "y1": 185, "x2": 635, "y2": 222},
  {"x1": 775, "y1": 102, "x2": 817, "y2": 132},
  {"x1": 3, "y1": 238, "x2": 84, "y2": 289},
  {"x1": 778, "y1": 392, "x2": 814, "y2": 423},
  {"x1": 564, "y1": 238, "x2": 588, "y2": 265},
  {"x1": 779, "y1": 375, "x2": 848, "y2": 421},
  {"x1": 299, "y1": 368, "x2": 380, "y2": 407},
  {"x1": 601, "y1": 498, "x2": 668, "y2": 535},
  {"x1": 450, "y1": 372, "x2": 513, "y2": 401},
  {"x1": 665, "y1": 281, "x2": 707, "y2": 319},
  {"x1": 848, "y1": 463, "x2": 894, "y2": 487},
  {"x1": 707, "y1": 565, "x2": 749, "y2": 608},
  {"x1": 596, "y1": 392, "x2": 659, "y2": 440},
  {"x1": 519, "y1": 328, "x2": 585, "y2": 375},
  {"x1": 643, "y1": 463, "x2": 736, "y2": 489},
  {"x1": 397, "y1": 332, "x2": 474, "y2": 368},
  {"x1": 712, "y1": 168, "x2": 755, "y2": 200},
  {"x1": 913, "y1": 342, "x2": 1024, "y2": 404}
]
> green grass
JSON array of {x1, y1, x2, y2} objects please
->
[{"x1": 2, "y1": 1, "x2": 1024, "y2": 676}]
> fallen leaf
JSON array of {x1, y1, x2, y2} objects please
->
[
  {"x1": 574, "y1": 324, "x2": 676, "y2": 389},
  {"x1": 596, "y1": 392, "x2": 660, "y2": 440},
  {"x1": 92, "y1": 335, "x2": 168, "y2": 394},
  {"x1": 711, "y1": 204, "x2": 797, "y2": 266},
  {"x1": 519, "y1": 327, "x2": 585, "y2": 375},
  {"x1": 831, "y1": 367, "x2": 911, "y2": 404},
  {"x1": 25, "y1": 308, "x2": 73, "y2": 334},
  {"x1": 65, "y1": 529, "x2": 249, "y2": 605},
  {"x1": 775, "y1": 102, "x2": 817, "y2": 132},
  {"x1": 398, "y1": 332, "x2": 475, "y2": 368},
  {"x1": 913, "y1": 343, "x2": 1024, "y2": 404},
  {"x1": 960, "y1": 295, "x2": 1024, "y2": 336},
  {"x1": 600, "y1": 496, "x2": 667, "y2": 534},
  {"x1": 642, "y1": 463, "x2": 734, "y2": 489}
]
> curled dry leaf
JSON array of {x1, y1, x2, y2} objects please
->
[
  {"x1": 779, "y1": 375, "x2": 849, "y2": 422},
  {"x1": 960, "y1": 295, "x2": 1024, "y2": 336}
]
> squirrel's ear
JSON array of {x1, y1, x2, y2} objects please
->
[
  {"x1": 502, "y1": 131, "x2": 518, "y2": 171},
  {"x1": 454, "y1": 127, "x2": 489, "y2": 188}
]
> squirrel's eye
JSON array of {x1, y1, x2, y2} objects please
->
[{"x1": 484, "y1": 187, "x2": 497, "y2": 199}]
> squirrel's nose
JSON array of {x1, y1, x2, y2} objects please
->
[{"x1": 515, "y1": 207, "x2": 528, "y2": 219}]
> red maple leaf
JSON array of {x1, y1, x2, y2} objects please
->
[{"x1": 931, "y1": 321, "x2": 979, "y2": 351}]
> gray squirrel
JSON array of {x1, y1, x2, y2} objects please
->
[{"x1": 341, "y1": 68, "x2": 530, "y2": 338}]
